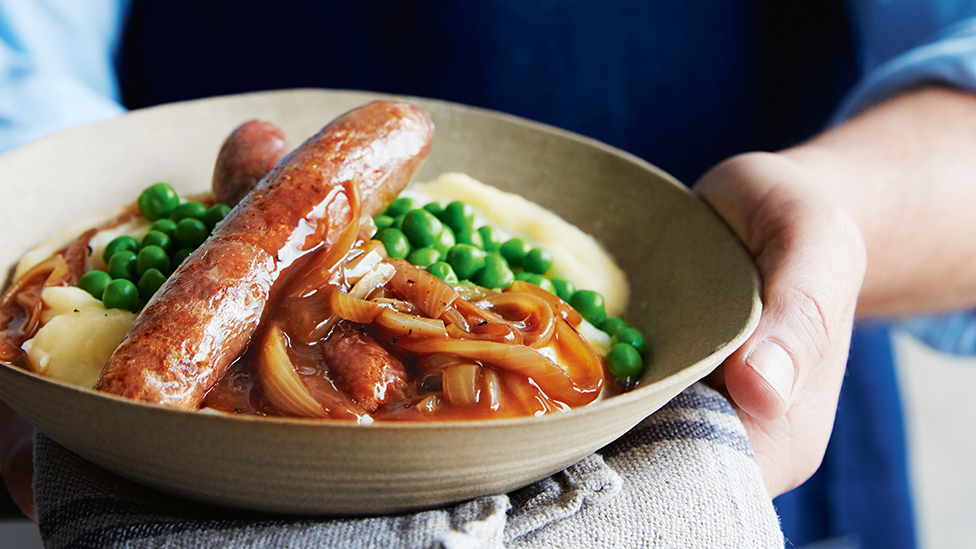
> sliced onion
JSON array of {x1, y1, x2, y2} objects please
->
[
  {"x1": 480, "y1": 291, "x2": 556, "y2": 348},
  {"x1": 483, "y1": 368, "x2": 502, "y2": 411},
  {"x1": 290, "y1": 179, "x2": 363, "y2": 296},
  {"x1": 350, "y1": 262, "x2": 395, "y2": 299},
  {"x1": 415, "y1": 394, "x2": 440, "y2": 413},
  {"x1": 446, "y1": 322, "x2": 520, "y2": 344},
  {"x1": 0, "y1": 253, "x2": 72, "y2": 363},
  {"x1": 553, "y1": 318, "x2": 605, "y2": 395},
  {"x1": 387, "y1": 259, "x2": 458, "y2": 318},
  {"x1": 440, "y1": 307, "x2": 470, "y2": 332},
  {"x1": 506, "y1": 281, "x2": 582, "y2": 327},
  {"x1": 370, "y1": 298, "x2": 419, "y2": 315},
  {"x1": 343, "y1": 244, "x2": 385, "y2": 285},
  {"x1": 374, "y1": 308, "x2": 449, "y2": 340},
  {"x1": 329, "y1": 286, "x2": 384, "y2": 323},
  {"x1": 311, "y1": 262, "x2": 395, "y2": 338},
  {"x1": 396, "y1": 338, "x2": 595, "y2": 407},
  {"x1": 256, "y1": 325, "x2": 328, "y2": 419},
  {"x1": 443, "y1": 363, "x2": 481, "y2": 406}
]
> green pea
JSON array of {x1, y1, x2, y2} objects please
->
[
  {"x1": 150, "y1": 218, "x2": 177, "y2": 237},
  {"x1": 570, "y1": 290, "x2": 607, "y2": 326},
  {"x1": 107, "y1": 250, "x2": 138, "y2": 281},
  {"x1": 173, "y1": 218, "x2": 209, "y2": 249},
  {"x1": 423, "y1": 201, "x2": 445, "y2": 217},
  {"x1": 500, "y1": 238, "x2": 531, "y2": 268},
  {"x1": 384, "y1": 197, "x2": 417, "y2": 218},
  {"x1": 392, "y1": 214, "x2": 406, "y2": 230},
  {"x1": 606, "y1": 343, "x2": 644, "y2": 379},
  {"x1": 523, "y1": 248, "x2": 553, "y2": 274},
  {"x1": 549, "y1": 278, "x2": 577, "y2": 302},
  {"x1": 515, "y1": 271, "x2": 534, "y2": 282},
  {"x1": 373, "y1": 215, "x2": 395, "y2": 231},
  {"x1": 401, "y1": 209, "x2": 445, "y2": 249},
  {"x1": 478, "y1": 226, "x2": 505, "y2": 252},
  {"x1": 600, "y1": 317, "x2": 629, "y2": 339},
  {"x1": 438, "y1": 201, "x2": 475, "y2": 234},
  {"x1": 137, "y1": 182, "x2": 180, "y2": 221},
  {"x1": 476, "y1": 253, "x2": 516, "y2": 289},
  {"x1": 375, "y1": 227, "x2": 411, "y2": 259},
  {"x1": 613, "y1": 327, "x2": 648, "y2": 357},
  {"x1": 407, "y1": 247, "x2": 442, "y2": 268},
  {"x1": 102, "y1": 278, "x2": 139, "y2": 312},
  {"x1": 78, "y1": 270, "x2": 112, "y2": 300},
  {"x1": 102, "y1": 235, "x2": 139, "y2": 263},
  {"x1": 454, "y1": 226, "x2": 485, "y2": 249},
  {"x1": 137, "y1": 268, "x2": 168, "y2": 300},
  {"x1": 203, "y1": 203, "x2": 232, "y2": 230},
  {"x1": 433, "y1": 225, "x2": 456, "y2": 255},
  {"x1": 170, "y1": 201, "x2": 209, "y2": 222},
  {"x1": 427, "y1": 261, "x2": 459, "y2": 284},
  {"x1": 172, "y1": 248, "x2": 194, "y2": 267},
  {"x1": 140, "y1": 230, "x2": 171, "y2": 251},
  {"x1": 136, "y1": 245, "x2": 171, "y2": 276},
  {"x1": 522, "y1": 274, "x2": 557, "y2": 295},
  {"x1": 446, "y1": 244, "x2": 486, "y2": 280}
]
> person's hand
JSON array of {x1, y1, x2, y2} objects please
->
[
  {"x1": 693, "y1": 151, "x2": 866, "y2": 497},
  {"x1": 0, "y1": 399, "x2": 35, "y2": 519}
]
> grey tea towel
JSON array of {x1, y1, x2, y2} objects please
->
[{"x1": 33, "y1": 383, "x2": 783, "y2": 548}]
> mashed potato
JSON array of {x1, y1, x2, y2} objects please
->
[{"x1": 22, "y1": 286, "x2": 135, "y2": 388}]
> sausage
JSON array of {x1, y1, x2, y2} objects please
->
[
  {"x1": 212, "y1": 120, "x2": 289, "y2": 207},
  {"x1": 95, "y1": 101, "x2": 434, "y2": 409},
  {"x1": 320, "y1": 322, "x2": 408, "y2": 413}
]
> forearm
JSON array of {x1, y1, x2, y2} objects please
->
[{"x1": 783, "y1": 87, "x2": 976, "y2": 318}]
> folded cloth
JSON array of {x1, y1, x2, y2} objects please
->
[{"x1": 33, "y1": 382, "x2": 783, "y2": 548}]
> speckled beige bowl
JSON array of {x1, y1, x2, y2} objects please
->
[{"x1": 0, "y1": 90, "x2": 760, "y2": 515}]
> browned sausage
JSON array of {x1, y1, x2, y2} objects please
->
[
  {"x1": 212, "y1": 120, "x2": 289, "y2": 207},
  {"x1": 320, "y1": 322, "x2": 408, "y2": 413},
  {"x1": 95, "y1": 101, "x2": 434, "y2": 409}
]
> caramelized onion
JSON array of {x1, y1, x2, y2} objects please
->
[
  {"x1": 0, "y1": 254, "x2": 73, "y2": 364},
  {"x1": 310, "y1": 262, "x2": 395, "y2": 339},
  {"x1": 440, "y1": 307, "x2": 470, "y2": 332},
  {"x1": 291, "y1": 179, "x2": 363, "y2": 296},
  {"x1": 328, "y1": 263, "x2": 396, "y2": 323},
  {"x1": 480, "y1": 291, "x2": 556, "y2": 348},
  {"x1": 553, "y1": 318, "x2": 605, "y2": 394},
  {"x1": 506, "y1": 281, "x2": 582, "y2": 327},
  {"x1": 483, "y1": 368, "x2": 502, "y2": 410},
  {"x1": 397, "y1": 338, "x2": 598, "y2": 407},
  {"x1": 387, "y1": 259, "x2": 458, "y2": 318},
  {"x1": 329, "y1": 287, "x2": 384, "y2": 324},
  {"x1": 443, "y1": 363, "x2": 481, "y2": 405},
  {"x1": 257, "y1": 325, "x2": 328, "y2": 418},
  {"x1": 374, "y1": 308, "x2": 449, "y2": 340}
]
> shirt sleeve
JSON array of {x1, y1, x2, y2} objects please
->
[
  {"x1": 0, "y1": 0, "x2": 128, "y2": 153},
  {"x1": 840, "y1": 1, "x2": 976, "y2": 354}
]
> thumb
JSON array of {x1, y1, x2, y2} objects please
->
[{"x1": 695, "y1": 152, "x2": 865, "y2": 421}]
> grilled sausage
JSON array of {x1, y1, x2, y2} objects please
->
[
  {"x1": 95, "y1": 101, "x2": 434, "y2": 409},
  {"x1": 212, "y1": 120, "x2": 289, "y2": 207}
]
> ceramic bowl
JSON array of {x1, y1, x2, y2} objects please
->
[{"x1": 0, "y1": 89, "x2": 760, "y2": 515}]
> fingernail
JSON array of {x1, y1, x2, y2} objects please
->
[{"x1": 746, "y1": 341, "x2": 795, "y2": 404}]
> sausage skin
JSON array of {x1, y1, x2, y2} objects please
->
[
  {"x1": 212, "y1": 120, "x2": 289, "y2": 207},
  {"x1": 95, "y1": 101, "x2": 434, "y2": 409},
  {"x1": 320, "y1": 322, "x2": 409, "y2": 413}
]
